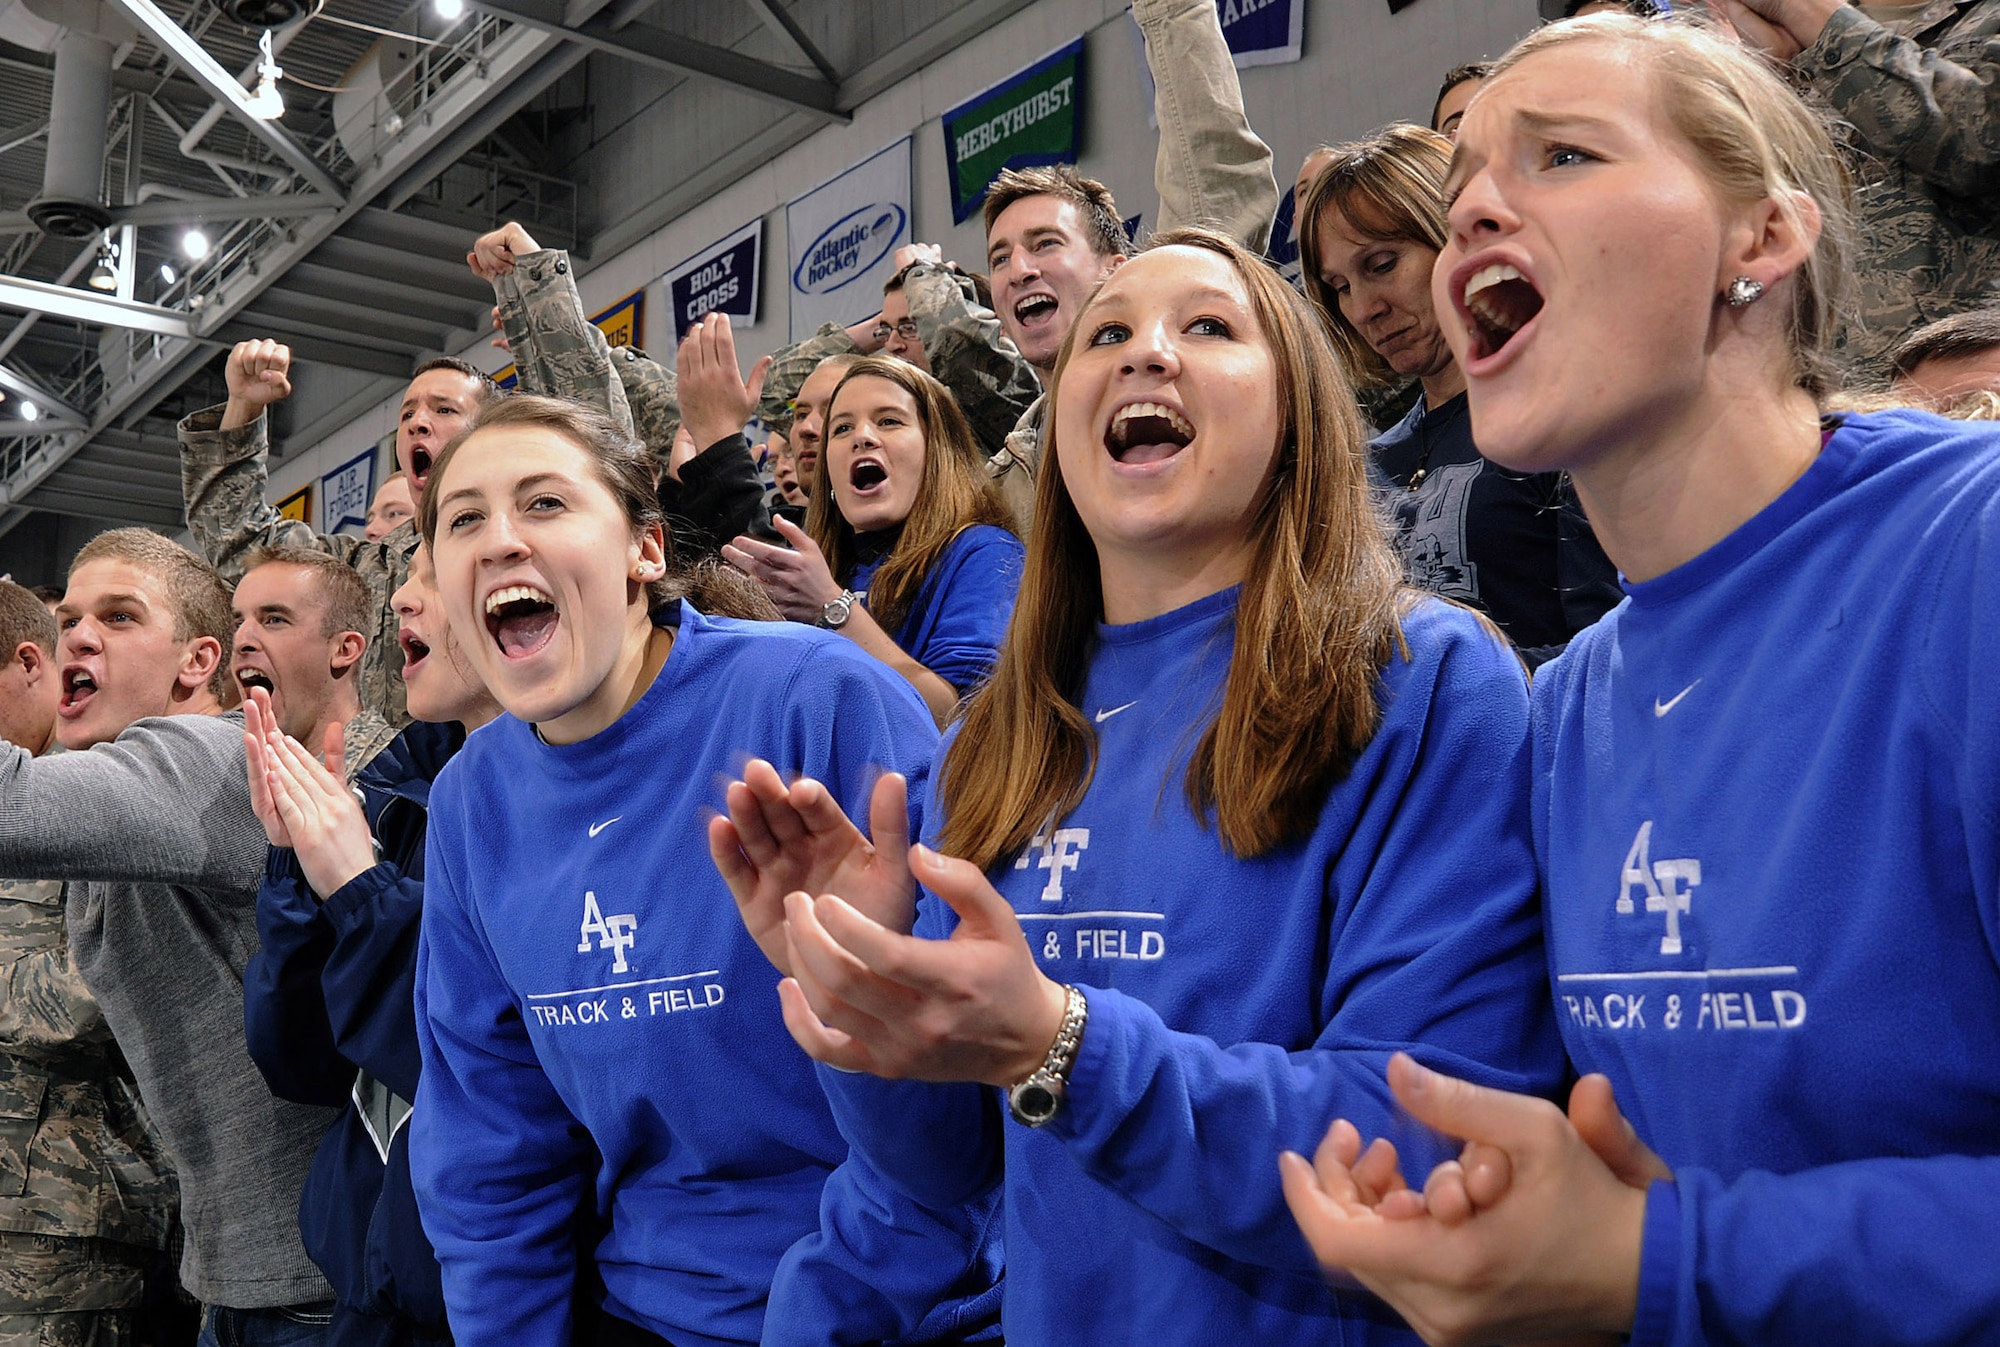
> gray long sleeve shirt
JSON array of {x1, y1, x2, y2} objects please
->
[{"x1": 0, "y1": 710, "x2": 335, "y2": 1308}]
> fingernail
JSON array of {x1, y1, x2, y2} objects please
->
[{"x1": 911, "y1": 842, "x2": 934, "y2": 863}]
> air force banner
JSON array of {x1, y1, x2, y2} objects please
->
[{"x1": 786, "y1": 137, "x2": 912, "y2": 339}]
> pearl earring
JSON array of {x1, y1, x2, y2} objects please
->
[{"x1": 1726, "y1": 276, "x2": 1765, "y2": 308}]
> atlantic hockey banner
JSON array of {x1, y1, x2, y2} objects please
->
[
  {"x1": 941, "y1": 39, "x2": 1085, "y2": 224},
  {"x1": 786, "y1": 138, "x2": 912, "y2": 338},
  {"x1": 665, "y1": 219, "x2": 762, "y2": 342}
]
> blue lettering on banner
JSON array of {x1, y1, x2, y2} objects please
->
[{"x1": 792, "y1": 203, "x2": 907, "y2": 296}]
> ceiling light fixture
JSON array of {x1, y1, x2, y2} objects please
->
[
  {"x1": 19, "y1": 401, "x2": 38, "y2": 422},
  {"x1": 87, "y1": 238, "x2": 118, "y2": 292},
  {"x1": 159, "y1": 262, "x2": 177, "y2": 284},
  {"x1": 182, "y1": 228, "x2": 210, "y2": 260},
  {"x1": 247, "y1": 30, "x2": 285, "y2": 121},
  {"x1": 434, "y1": 0, "x2": 465, "y2": 21}
]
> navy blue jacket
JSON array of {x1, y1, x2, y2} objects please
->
[{"x1": 244, "y1": 721, "x2": 465, "y2": 1340}]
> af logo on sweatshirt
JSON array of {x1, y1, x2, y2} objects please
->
[{"x1": 578, "y1": 890, "x2": 638, "y2": 973}]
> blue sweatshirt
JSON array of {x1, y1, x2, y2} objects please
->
[
  {"x1": 411, "y1": 603, "x2": 1000, "y2": 1347},
  {"x1": 826, "y1": 588, "x2": 1565, "y2": 1343},
  {"x1": 244, "y1": 719, "x2": 465, "y2": 1341},
  {"x1": 847, "y1": 523, "x2": 1022, "y2": 693},
  {"x1": 1531, "y1": 410, "x2": 2000, "y2": 1346}
]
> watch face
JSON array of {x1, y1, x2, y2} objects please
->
[{"x1": 1010, "y1": 1080, "x2": 1059, "y2": 1125}]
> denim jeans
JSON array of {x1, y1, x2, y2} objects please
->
[{"x1": 196, "y1": 1302, "x2": 333, "y2": 1347}]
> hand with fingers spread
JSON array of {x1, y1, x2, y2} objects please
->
[
  {"x1": 222, "y1": 339, "x2": 293, "y2": 430},
  {"x1": 467, "y1": 221, "x2": 542, "y2": 281},
  {"x1": 721, "y1": 515, "x2": 843, "y2": 624},
  {"x1": 708, "y1": 761, "x2": 918, "y2": 976},
  {"x1": 679, "y1": 313, "x2": 773, "y2": 451},
  {"x1": 242, "y1": 687, "x2": 375, "y2": 901},
  {"x1": 1278, "y1": 1053, "x2": 1655, "y2": 1347},
  {"x1": 775, "y1": 840, "x2": 1069, "y2": 1087}
]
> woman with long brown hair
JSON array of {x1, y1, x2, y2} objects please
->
[
  {"x1": 723, "y1": 356, "x2": 1022, "y2": 723},
  {"x1": 709, "y1": 227, "x2": 1563, "y2": 1342},
  {"x1": 1300, "y1": 124, "x2": 1621, "y2": 667},
  {"x1": 1280, "y1": 14, "x2": 2000, "y2": 1345}
]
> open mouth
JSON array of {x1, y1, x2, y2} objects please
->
[
  {"x1": 1105, "y1": 400, "x2": 1196, "y2": 466},
  {"x1": 1461, "y1": 263, "x2": 1544, "y2": 362},
  {"x1": 484, "y1": 583, "x2": 558, "y2": 660},
  {"x1": 409, "y1": 446, "x2": 434, "y2": 485},
  {"x1": 849, "y1": 457, "x2": 888, "y2": 493},
  {"x1": 58, "y1": 667, "x2": 97, "y2": 716},
  {"x1": 234, "y1": 667, "x2": 275, "y2": 697},
  {"x1": 1013, "y1": 294, "x2": 1058, "y2": 329},
  {"x1": 398, "y1": 627, "x2": 432, "y2": 678}
]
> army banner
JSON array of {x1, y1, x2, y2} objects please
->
[
  {"x1": 786, "y1": 138, "x2": 911, "y2": 338},
  {"x1": 941, "y1": 39, "x2": 1084, "y2": 225},
  {"x1": 1220, "y1": 0, "x2": 1302, "y2": 66},
  {"x1": 276, "y1": 482, "x2": 312, "y2": 525}
]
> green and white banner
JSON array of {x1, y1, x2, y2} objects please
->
[{"x1": 940, "y1": 38, "x2": 1085, "y2": 225}]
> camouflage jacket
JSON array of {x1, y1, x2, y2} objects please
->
[
  {"x1": 341, "y1": 708, "x2": 399, "y2": 786},
  {"x1": 179, "y1": 406, "x2": 418, "y2": 729},
  {"x1": 493, "y1": 249, "x2": 658, "y2": 441},
  {"x1": 1796, "y1": 0, "x2": 2000, "y2": 364},
  {"x1": 985, "y1": 0, "x2": 1280, "y2": 519},
  {"x1": 0, "y1": 866, "x2": 176, "y2": 1251}
]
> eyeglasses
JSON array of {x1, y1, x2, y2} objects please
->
[{"x1": 871, "y1": 320, "x2": 921, "y2": 343}]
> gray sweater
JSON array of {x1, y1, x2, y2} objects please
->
[{"x1": 0, "y1": 710, "x2": 335, "y2": 1307}]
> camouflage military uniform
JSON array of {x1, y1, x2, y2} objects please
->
[
  {"x1": 339, "y1": 709, "x2": 398, "y2": 788},
  {"x1": 179, "y1": 408, "x2": 418, "y2": 729},
  {"x1": 983, "y1": 0, "x2": 1281, "y2": 527},
  {"x1": 0, "y1": 856, "x2": 178, "y2": 1345},
  {"x1": 1794, "y1": 0, "x2": 2000, "y2": 365}
]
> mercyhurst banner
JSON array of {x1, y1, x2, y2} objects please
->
[{"x1": 941, "y1": 39, "x2": 1085, "y2": 225}]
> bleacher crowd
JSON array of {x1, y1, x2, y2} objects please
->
[{"x1": 3, "y1": 0, "x2": 1999, "y2": 1344}]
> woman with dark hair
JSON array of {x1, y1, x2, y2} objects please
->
[
  {"x1": 406, "y1": 395, "x2": 999, "y2": 1347},
  {"x1": 1300, "y1": 123, "x2": 1621, "y2": 668},
  {"x1": 710, "y1": 227, "x2": 1564, "y2": 1343},
  {"x1": 1283, "y1": 15, "x2": 2000, "y2": 1346},
  {"x1": 723, "y1": 356, "x2": 1023, "y2": 723}
]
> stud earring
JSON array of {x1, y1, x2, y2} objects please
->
[{"x1": 1726, "y1": 276, "x2": 1765, "y2": 308}]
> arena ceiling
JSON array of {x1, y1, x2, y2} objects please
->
[{"x1": 0, "y1": 0, "x2": 1032, "y2": 540}]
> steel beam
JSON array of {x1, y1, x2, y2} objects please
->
[
  {"x1": 0, "y1": 274, "x2": 192, "y2": 338},
  {"x1": 103, "y1": 0, "x2": 347, "y2": 198},
  {"x1": 18, "y1": 487, "x2": 182, "y2": 527},
  {"x1": 0, "y1": 364, "x2": 83, "y2": 426},
  {"x1": 468, "y1": 0, "x2": 847, "y2": 121},
  {"x1": 740, "y1": 0, "x2": 835, "y2": 81},
  {"x1": 106, "y1": 193, "x2": 342, "y2": 227},
  {"x1": 271, "y1": 263, "x2": 487, "y2": 330}
]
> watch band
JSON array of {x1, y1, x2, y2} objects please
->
[{"x1": 1007, "y1": 984, "x2": 1088, "y2": 1127}]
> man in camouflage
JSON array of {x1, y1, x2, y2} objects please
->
[
  {"x1": 0, "y1": 580, "x2": 177, "y2": 1346},
  {"x1": 1718, "y1": 0, "x2": 2000, "y2": 364},
  {"x1": 179, "y1": 341, "x2": 497, "y2": 728}
]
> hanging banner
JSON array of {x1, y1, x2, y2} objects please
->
[
  {"x1": 276, "y1": 481, "x2": 312, "y2": 525},
  {"x1": 786, "y1": 138, "x2": 911, "y2": 339},
  {"x1": 490, "y1": 287, "x2": 648, "y2": 389},
  {"x1": 1131, "y1": 0, "x2": 1302, "y2": 127},
  {"x1": 940, "y1": 39, "x2": 1085, "y2": 225},
  {"x1": 1219, "y1": 0, "x2": 1303, "y2": 66},
  {"x1": 665, "y1": 219, "x2": 763, "y2": 342},
  {"x1": 320, "y1": 448, "x2": 376, "y2": 536}
]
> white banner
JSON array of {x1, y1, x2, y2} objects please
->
[{"x1": 786, "y1": 137, "x2": 912, "y2": 339}]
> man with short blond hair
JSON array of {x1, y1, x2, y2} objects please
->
[
  {"x1": 0, "y1": 531, "x2": 337, "y2": 1342},
  {"x1": 0, "y1": 578, "x2": 180, "y2": 1346}
]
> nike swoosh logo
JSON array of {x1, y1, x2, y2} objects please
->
[
  {"x1": 1094, "y1": 701, "x2": 1138, "y2": 724},
  {"x1": 588, "y1": 816, "x2": 623, "y2": 838},
  {"x1": 1653, "y1": 681, "x2": 1700, "y2": 718}
]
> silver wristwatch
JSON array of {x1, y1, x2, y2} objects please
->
[
  {"x1": 1008, "y1": 984, "x2": 1088, "y2": 1127},
  {"x1": 818, "y1": 589, "x2": 857, "y2": 629}
]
